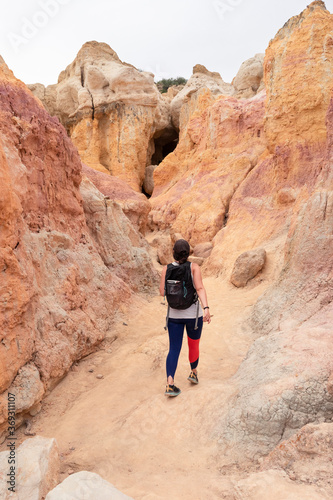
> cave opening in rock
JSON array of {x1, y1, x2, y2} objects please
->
[
  {"x1": 142, "y1": 127, "x2": 179, "y2": 199},
  {"x1": 151, "y1": 128, "x2": 179, "y2": 165}
]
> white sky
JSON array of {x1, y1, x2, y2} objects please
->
[{"x1": 0, "y1": 0, "x2": 332, "y2": 86}]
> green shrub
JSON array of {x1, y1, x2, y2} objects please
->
[{"x1": 156, "y1": 77, "x2": 187, "y2": 93}]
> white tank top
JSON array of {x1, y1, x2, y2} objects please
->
[{"x1": 168, "y1": 262, "x2": 203, "y2": 319}]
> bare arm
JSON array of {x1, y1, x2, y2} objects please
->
[
  {"x1": 192, "y1": 263, "x2": 211, "y2": 323},
  {"x1": 159, "y1": 266, "x2": 167, "y2": 296}
]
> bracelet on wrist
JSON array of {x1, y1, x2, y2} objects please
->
[{"x1": 204, "y1": 306, "x2": 209, "y2": 310}]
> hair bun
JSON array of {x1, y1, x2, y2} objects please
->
[{"x1": 173, "y1": 239, "x2": 190, "y2": 263}]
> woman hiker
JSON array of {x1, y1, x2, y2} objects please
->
[{"x1": 159, "y1": 239, "x2": 211, "y2": 397}]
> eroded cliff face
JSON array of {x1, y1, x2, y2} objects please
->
[
  {"x1": 0, "y1": 57, "x2": 156, "y2": 434},
  {"x1": 210, "y1": 0, "x2": 333, "y2": 464},
  {"x1": 28, "y1": 41, "x2": 172, "y2": 194},
  {"x1": 150, "y1": 0, "x2": 333, "y2": 278}
]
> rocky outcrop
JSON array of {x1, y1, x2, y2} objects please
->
[
  {"x1": 82, "y1": 163, "x2": 151, "y2": 233},
  {"x1": 149, "y1": 88, "x2": 266, "y2": 248},
  {"x1": 0, "y1": 56, "x2": 155, "y2": 432},
  {"x1": 261, "y1": 423, "x2": 333, "y2": 490},
  {"x1": 219, "y1": 180, "x2": 333, "y2": 458},
  {"x1": 45, "y1": 471, "x2": 134, "y2": 500},
  {"x1": 145, "y1": 0, "x2": 333, "y2": 473},
  {"x1": 170, "y1": 64, "x2": 234, "y2": 130},
  {"x1": 80, "y1": 176, "x2": 157, "y2": 291},
  {"x1": 150, "y1": 1, "x2": 333, "y2": 286},
  {"x1": 28, "y1": 44, "x2": 266, "y2": 199},
  {"x1": 264, "y1": 0, "x2": 332, "y2": 152},
  {"x1": 251, "y1": 190, "x2": 333, "y2": 335},
  {"x1": 232, "y1": 53, "x2": 265, "y2": 98},
  {"x1": 29, "y1": 41, "x2": 172, "y2": 192},
  {"x1": 215, "y1": 305, "x2": 333, "y2": 460}
]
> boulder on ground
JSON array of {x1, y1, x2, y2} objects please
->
[
  {"x1": 0, "y1": 364, "x2": 44, "y2": 430},
  {"x1": 45, "y1": 471, "x2": 133, "y2": 500},
  {"x1": 151, "y1": 234, "x2": 173, "y2": 265},
  {"x1": 188, "y1": 256, "x2": 204, "y2": 266},
  {"x1": 143, "y1": 165, "x2": 157, "y2": 196},
  {"x1": 230, "y1": 248, "x2": 266, "y2": 287},
  {"x1": 193, "y1": 242, "x2": 213, "y2": 259},
  {"x1": 0, "y1": 436, "x2": 59, "y2": 500}
]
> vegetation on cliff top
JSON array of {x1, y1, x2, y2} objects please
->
[{"x1": 156, "y1": 77, "x2": 187, "y2": 93}]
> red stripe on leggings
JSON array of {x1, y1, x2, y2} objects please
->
[{"x1": 188, "y1": 337, "x2": 200, "y2": 364}]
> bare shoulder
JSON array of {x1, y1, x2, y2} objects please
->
[{"x1": 191, "y1": 262, "x2": 200, "y2": 273}]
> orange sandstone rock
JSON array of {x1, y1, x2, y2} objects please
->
[
  {"x1": 82, "y1": 163, "x2": 150, "y2": 232},
  {"x1": 264, "y1": 0, "x2": 333, "y2": 150}
]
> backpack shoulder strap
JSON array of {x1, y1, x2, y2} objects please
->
[
  {"x1": 186, "y1": 261, "x2": 194, "y2": 286},
  {"x1": 188, "y1": 261, "x2": 198, "y2": 302},
  {"x1": 165, "y1": 263, "x2": 175, "y2": 282}
]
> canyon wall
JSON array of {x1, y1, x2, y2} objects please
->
[
  {"x1": 146, "y1": 0, "x2": 333, "y2": 468},
  {"x1": 0, "y1": 56, "x2": 156, "y2": 435},
  {"x1": 1, "y1": 2, "x2": 332, "y2": 495},
  {"x1": 211, "y1": 0, "x2": 333, "y2": 464}
]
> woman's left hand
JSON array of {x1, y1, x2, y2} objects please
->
[{"x1": 203, "y1": 309, "x2": 211, "y2": 324}]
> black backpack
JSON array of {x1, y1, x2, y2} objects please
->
[{"x1": 164, "y1": 261, "x2": 198, "y2": 309}]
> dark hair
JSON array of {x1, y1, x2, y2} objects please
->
[{"x1": 173, "y1": 239, "x2": 190, "y2": 264}]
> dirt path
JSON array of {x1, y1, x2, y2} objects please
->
[{"x1": 24, "y1": 274, "x2": 269, "y2": 499}]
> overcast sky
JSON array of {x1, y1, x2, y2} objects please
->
[{"x1": 1, "y1": 0, "x2": 332, "y2": 86}]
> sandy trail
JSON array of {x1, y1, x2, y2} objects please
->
[{"x1": 16, "y1": 274, "x2": 269, "y2": 499}]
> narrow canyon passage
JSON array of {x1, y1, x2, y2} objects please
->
[{"x1": 22, "y1": 274, "x2": 270, "y2": 500}]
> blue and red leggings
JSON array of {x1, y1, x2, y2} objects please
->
[{"x1": 166, "y1": 317, "x2": 203, "y2": 379}]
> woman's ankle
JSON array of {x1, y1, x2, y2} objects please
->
[{"x1": 167, "y1": 376, "x2": 174, "y2": 385}]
